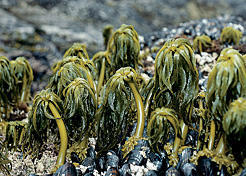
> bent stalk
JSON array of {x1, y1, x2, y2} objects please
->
[
  {"x1": 128, "y1": 81, "x2": 145, "y2": 137},
  {"x1": 97, "y1": 58, "x2": 106, "y2": 97},
  {"x1": 180, "y1": 119, "x2": 188, "y2": 145},
  {"x1": 49, "y1": 103, "x2": 68, "y2": 172},
  {"x1": 208, "y1": 120, "x2": 216, "y2": 150}
]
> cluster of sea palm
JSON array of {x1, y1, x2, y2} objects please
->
[
  {"x1": 0, "y1": 56, "x2": 33, "y2": 174},
  {"x1": 0, "y1": 24, "x2": 245, "y2": 175}
]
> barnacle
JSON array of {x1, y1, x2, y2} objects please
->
[
  {"x1": 25, "y1": 88, "x2": 68, "y2": 172},
  {"x1": 223, "y1": 98, "x2": 246, "y2": 167},
  {"x1": 107, "y1": 24, "x2": 140, "y2": 72},
  {"x1": 10, "y1": 57, "x2": 33, "y2": 104},
  {"x1": 193, "y1": 35, "x2": 212, "y2": 53},
  {"x1": 220, "y1": 26, "x2": 242, "y2": 45}
]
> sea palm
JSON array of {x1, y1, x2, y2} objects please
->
[
  {"x1": 96, "y1": 67, "x2": 145, "y2": 157},
  {"x1": 206, "y1": 48, "x2": 246, "y2": 152},
  {"x1": 107, "y1": 24, "x2": 140, "y2": 72},
  {"x1": 147, "y1": 107, "x2": 180, "y2": 156},
  {"x1": 51, "y1": 56, "x2": 96, "y2": 92},
  {"x1": 223, "y1": 97, "x2": 246, "y2": 167},
  {"x1": 63, "y1": 78, "x2": 96, "y2": 160},
  {"x1": 151, "y1": 38, "x2": 199, "y2": 166},
  {"x1": 220, "y1": 26, "x2": 242, "y2": 45},
  {"x1": 193, "y1": 35, "x2": 212, "y2": 53},
  {"x1": 0, "y1": 56, "x2": 16, "y2": 120},
  {"x1": 63, "y1": 43, "x2": 90, "y2": 60},
  {"x1": 24, "y1": 88, "x2": 67, "y2": 172},
  {"x1": 192, "y1": 48, "x2": 246, "y2": 173},
  {"x1": 48, "y1": 61, "x2": 95, "y2": 99},
  {"x1": 10, "y1": 57, "x2": 33, "y2": 105},
  {"x1": 92, "y1": 51, "x2": 112, "y2": 97},
  {"x1": 206, "y1": 48, "x2": 246, "y2": 119}
]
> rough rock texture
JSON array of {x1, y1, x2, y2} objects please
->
[{"x1": 0, "y1": 0, "x2": 245, "y2": 55}]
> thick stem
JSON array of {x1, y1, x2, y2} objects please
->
[
  {"x1": 86, "y1": 70, "x2": 96, "y2": 93},
  {"x1": 20, "y1": 88, "x2": 26, "y2": 103},
  {"x1": 97, "y1": 58, "x2": 106, "y2": 98},
  {"x1": 128, "y1": 81, "x2": 145, "y2": 138},
  {"x1": 197, "y1": 117, "x2": 203, "y2": 150},
  {"x1": 49, "y1": 103, "x2": 68, "y2": 172},
  {"x1": 203, "y1": 124, "x2": 209, "y2": 150},
  {"x1": 144, "y1": 88, "x2": 153, "y2": 117},
  {"x1": 20, "y1": 78, "x2": 27, "y2": 103},
  {"x1": 215, "y1": 134, "x2": 225, "y2": 155},
  {"x1": 208, "y1": 120, "x2": 216, "y2": 150},
  {"x1": 180, "y1": 119, "x2": 188, "y2": 145},
  {"x1": 173, "y1": 135, "x2": 181, "y2": 156},
  {"x1": 199, "y1": 41, "x2": 203, "y2": 53}
]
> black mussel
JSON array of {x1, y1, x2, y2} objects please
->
[
  {"x1": 127, "y1": 139, "x2": 148, "y2": 165},
  {"x1": 105, "y1": 167, "x2": 119, "y2": 176},
  {"x1": 76, "y1": 168, "x2": 83, "y2": 176},
  {"x1": 145, "y1": 170, "x2": 158, "y2": 176},
  {"x1": 96, "y1": 156, "x2": 106, "y2": 171},
  {"x1": 147, "y1": 152, "x2": 166, "y2": 172},
  {"x1": 197, "y1": 157, "x2": 216, "y2": 176},
  {"x1": 71, "y1": 152, "x2": 81, "y2": 164},
  {"x1": 185, "y1": 130, "x2": 198, "y2": 147},
  {"x1": 106, "y1": 150, "x2": 119, "y2": 169},
  {"x1": 119, "y1": 163, "x2": 130, "y2": 176},
  {"x1": 128, "y1": 150, "x2": 144, "y2": 165},
  {"x1": 240, "y1": 169, "x2": 246, "y2": 176},
  {"x1": 180, "y1": 163, "x2": 197, "y2": 176},
  {"x1": 87, "y1": 146, "x2": 96, "y2": 159},
  {"x1": 53, "y1": 162, "x2": 77, "y2": 176},
  {"x1": 82, "y1": 157, "x2": 96, "y2": 173},
  {"x1": 166, "y1": 167, "x2": 181, "y2": 176},
  {"x1": 218, "y1": 165, "x2": 229, "y2": 176},
  {"x1": 178, "y1": 148, "x2": 193, "y2": 168}
]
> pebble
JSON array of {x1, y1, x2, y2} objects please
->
[{"x1": 146, "y1": 159, "x2": 158, "y2": 171}]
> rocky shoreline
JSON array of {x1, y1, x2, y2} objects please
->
[{"x1": 1, "y1": 14, "x2": 245, "y2": 175}]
